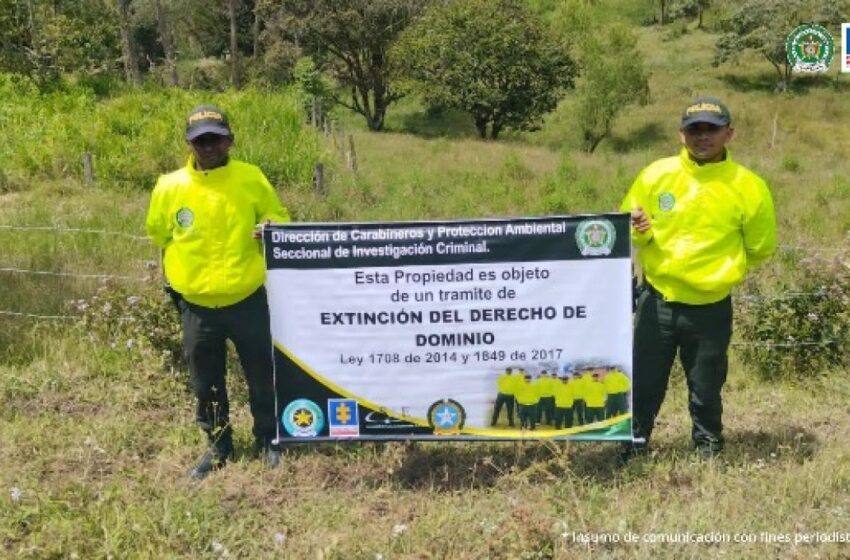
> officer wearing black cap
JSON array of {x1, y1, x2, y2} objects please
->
[
  {"x1": 146, "y1": 104, "x2": 290, "y2": 479},
  {"x1": 620, "y1": 96, "x2": 777, "y2": 462}
]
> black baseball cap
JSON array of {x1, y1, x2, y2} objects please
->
[
  {"x1": 185, "y1": 104, "x2": 232, "y2": 141},
  {"x1": 681, "y1": 96, "x2": 731, "y2": 128}
]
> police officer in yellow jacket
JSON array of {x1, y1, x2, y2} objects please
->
[
  {"x1": 515, "y1": 373, "x2": 539, "y2": 430},
  {"x1": 603, "y1": 367, "x2": 631, "y2": 418},
  {"x1": 491, "y1": 367, "x2": 518, "y2": 427},
  {"x1": 534, "y1": 369, "x2": 556, "y2": 425},
  {"x1": 584, "y1": 370, "x2": 607, "y2": 424},
  {"x1": 553, "y1": 375, "x2": 576, "y2": 429},
  {"x1": 620, "y1": 96, "x2": 776, "y2": 460},
  {"x1": 146, "y1": 105, "x2": 290, "y2": 479}
]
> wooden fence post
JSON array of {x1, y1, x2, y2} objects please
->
[
  {"x1": 347, "y1": 134, "x2": 358, "y2": 173},
  {"x1": 313, "y1": 162, "x2": 325, "y2": 196},
  {"x1": 82, "y1": 152, "x2": 95, "y2": 185}
]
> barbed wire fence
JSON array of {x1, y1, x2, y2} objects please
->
[{"x1": 0, "y1": 224, "x2": 846, "y2": 349}]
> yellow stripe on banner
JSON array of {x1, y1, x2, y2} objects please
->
[
  {"x1": 277, "y1": 342, "x2": 431, "y2": 429},
  {"x1": 277, "y1": 342, "x2": 632, "y2": 439},
  {"x1": 462, "y1": 413, "x2": 632, "y2": 438}
]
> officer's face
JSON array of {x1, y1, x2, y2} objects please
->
[
  {"x1": 679, "y1": 123, "x2": 734, "y2": 164},
  {"x1": 188, "y1": 133, "x2": 233, "y2": 170}
]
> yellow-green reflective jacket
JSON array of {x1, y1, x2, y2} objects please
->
[
  {"x1": 554, "y1": 381, "x2": 576, "y2": 408},
  {"x1": 572, "y1": 374, "x2": 593, "y2": 400},
  {"x1": 621, "y1": 149, "x2": 776, "y2": 304},
  {"x1": 515, "y1": 382, "x2": 539, "y2": 405},
  {"x1": 585, "y1": 380, "x2": 607, "y2": 408},
  {"x1": 146, "y1": 157, "x2": 290, "y2": 307},
  {"x1": 533, "y1": 376, "x2": 555, "y2": 398},
  {"x1": 497, "y1": 373, "x2": 516, "y2": 394},
  {"x1": 603, "y1": 370, "x2": 631, "y2": 393}
]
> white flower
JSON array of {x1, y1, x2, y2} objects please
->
[
  {"x1": 211, "y1": 541, "x2": 229, "y2": 557},
  {"x1": 127, "y1": 296, "x2": 142, "y2": 306},
  {"x1": 10, "y1": 487, "x2": 22, "y2": 502},
  {"x1": 391, "y1": 523, "x2": 408, "y2": 537},
  {"x1": 273, "y1": 532, "x2": 287, "y2": 546}
]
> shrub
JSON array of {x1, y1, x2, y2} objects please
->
[
  {"x1": 69, "y1": 282, "x2": 185, "y2": 372},
  {"x1": 735, "y1": 250, "x2": 850, "y2": 379},
  {"x1": 0, "y1": 76, "x2": 322, "y2": 190},
  {"x1": 782, "y1": 155, "x2": 801, "y2": 172}
]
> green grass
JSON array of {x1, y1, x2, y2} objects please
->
[{"x1": 3, "y1": 9, "x2": 850, "y2": 559}]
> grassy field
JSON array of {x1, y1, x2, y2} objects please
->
[{"x1": 2, "y1": 12, "x2": 850, "y2": 560}]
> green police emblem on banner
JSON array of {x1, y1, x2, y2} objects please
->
[
  {"x1": 786, "y1": 24, "x2": 834, "y2": 73},
  {"x1": 658, "y1": 192, "x2": 676, "y2": 212},
  {"x1": 576, "y1": 219, "x2": 616, "y2": 257},
  {"x1": 175, "y1": 207, "x2": 194, "y2": 228}
]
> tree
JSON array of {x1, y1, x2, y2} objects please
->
[
  {"x1": 0, "y1": 0, "x2": 33, "y2": 75},
  {"x1": 575, "y1": 23, "x2": 649, "y2": 153},
  {"x1": 0, "y1": 0, "x2": 121, "y2": 83},
  {"x1": 669, "y1": 0, "x2": 711, "y2": 28},
  {"x1": 713, "y1": 0, "x2": 846, "y2": 91},
  {"x1": 394, "y1": 0, "x2": 576, "y2": 139},
  {"x1": 154, "y1": 0, "x2": 178, "y2": 85},
  {"x1": 228, "y1": 0, "x2": 240, "y2": 87},
  {"x1": 116, "y1": 0, "x2": 141, "y2": 85},
  {"x1": 264, "y1": 0, "x2": 427, "y2": 131}
]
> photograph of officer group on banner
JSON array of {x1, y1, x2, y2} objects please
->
[
  {"x1": 263, "y1": 214, "x2": 634, "y2": 442},
  {"x1": 490, "y1": 363, "x2": 631, "y2": 432}
]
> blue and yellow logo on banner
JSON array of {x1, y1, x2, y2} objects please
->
[{"x1": 328, "y1": 399, "x2": 360, "y2": 437}]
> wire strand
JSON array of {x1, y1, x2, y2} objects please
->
[
  {"x1": 0, "y1": 310, "x2": 77, "y2": 320},
  {"x1": 0, "y1": 224, "x2": 148, "y2": 241},
  {"x1": 0, "y1": 267, "x2": 149, "y2": 282}
]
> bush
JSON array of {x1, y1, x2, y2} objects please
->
[
  {"x1": 69, "y1": 283, "x2": 185, "y2": 372},
  {"x1": 247, "y1": 42, "x2": 300, "y2": 88},
  {"x1": 735, "y1": 250, "x2": 850, "y2": 379},
  {"x1": 183, "y1": 58, "x2": 229, "y2": 91},
  {"x1": 0, "y1": 76, "x2": 323, "y2": 190}
]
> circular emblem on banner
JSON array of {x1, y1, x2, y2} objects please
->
[
  {"x1": 658, "y1": 192, "x2": 676, "y2": 212},
  {"x1": 282, "y1": 399, "x2": 324, "y2": 437},
  {"x1": 575, "y1": 219, "x2": 616, "y2": 257},
  {"x1": 175, "y1": 207, "x2": 194, "y2": 228},
  {"x1": 786, "y1": 24, "x2": 834, "y2": 73},
  {"x1": 427, "y1": 399, "x2": 465, "y2": 434}
]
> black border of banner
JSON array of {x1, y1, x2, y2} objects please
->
[{"x1": 266, "y1": 214, "x2": 634, "y2": 443}]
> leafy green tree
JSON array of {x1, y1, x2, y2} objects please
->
[
  {"x1": 0, "y1": 0, "x2": 120, "y2": 83},
  {"x1": 0, "y1": 0, "x2": 33, "y2": 75},
  {"x1": 714, "y1": 0, "x2": 848, "y2": 91},
  {"x1": 394, "y1": 0, "x2": 576, "y2": 139},
  {"x1": 575, "y1": 23, "x2": 649, "y2": 153},
  {"x1": 263, "y1": 0, "x2": 427, "y2": 131}
]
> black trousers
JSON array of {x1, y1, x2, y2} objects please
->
[
  {"x1": 606, "y1": 393, "x2": 628, "y2": 418},
  {"x1": 633, "y1": 285, "x2": 732, "y2": 449},
  {"x1": 180, "y1": 287, "x2": 278, "y2": 454},
  {"x1": 537, "y1": 396, "x2": 555, "y2": 424},
  {"x1": 491, "y1": 393, "x2": 515, "y2": 426},
  {"x1": 573, "y1": 399, "x2": 586, "y2": 426},
  {"x1": 518, "y1": 404, "x2": 538, "y2": 429},
  {"x1": 554, "y1": 406, "x2": 573, "y2": 429}
]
